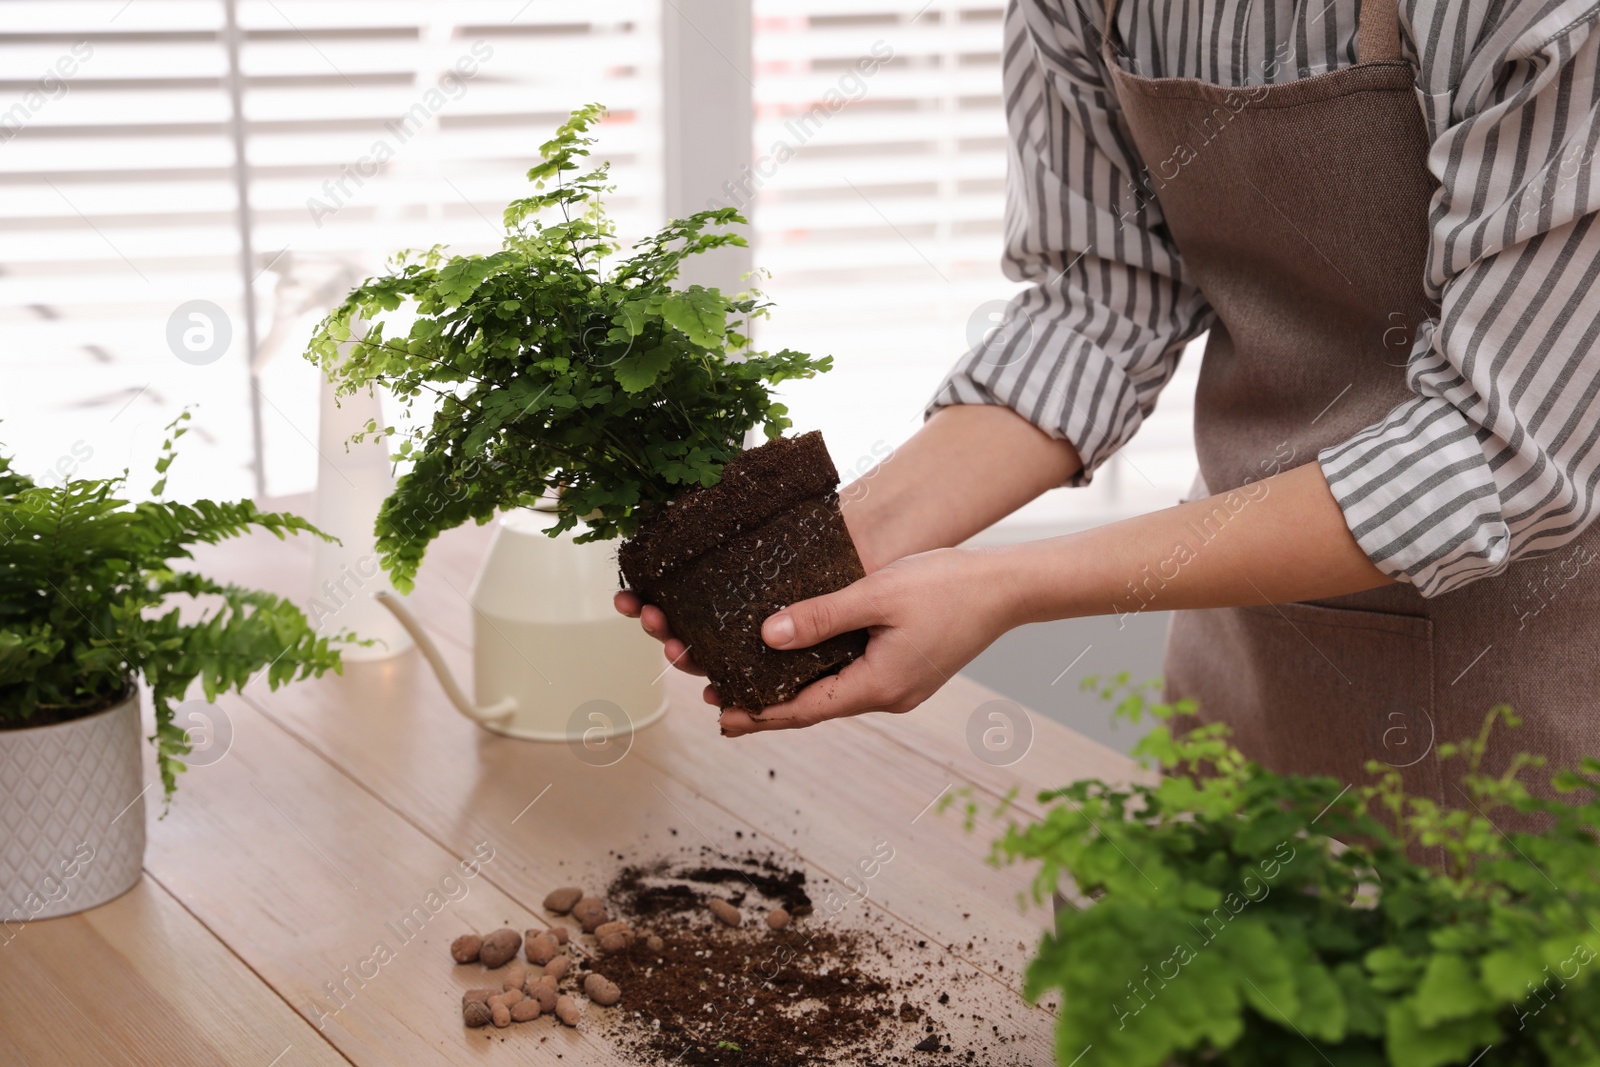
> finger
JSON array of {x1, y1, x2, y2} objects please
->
[
  {"x1": 719, "y1": 665, "x2": 884, "y2": 735},
  {"x1": 761, "y1": 579, "x2": 885, "y2": 652},
  {"x1": 638, "y1": 603, "x2": 674, "y2": 642},
  {"x1": 614, "y1": 590, "x2": 643, "y2": 618},
  {"x1": 662, "y1": 638, "x2": 706, "y2": 677},
  {"x1": 703, "y1": 683, "x2": 721, "y2": 707}
]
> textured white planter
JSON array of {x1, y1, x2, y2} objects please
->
[{"x1": 0, "y1": 687, "x2": 145, "y2": 923}]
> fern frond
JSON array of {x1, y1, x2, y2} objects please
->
[{"x1": 0, "y1": 434, "x2": 346, "y2": 804}]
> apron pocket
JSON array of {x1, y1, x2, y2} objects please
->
[{"x1": 1164, "y1": 598, "x2": 1441, "y2": 806}]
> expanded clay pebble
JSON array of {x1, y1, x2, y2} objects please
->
[
  {"x1": 501, "y1": 963, "x2": 527, "y2": 992},
  {"x1": 545, "y1": 926, "x2": 570, "y2": 945},
  {"x1": 595, "y1": 921, "x2": 635, "y2": 954},
  {"x1": 462, "y1": 988, "x2": 497, "y2": 1006},
  {"x1": 450, "y1": 933, "x2": 482, "y2": 964},
  {"x1": 479, "y1": 928, "x2": 522, "y2": 968},
  {"x1": 555, "y1": 994, "x2": 581, "y2": 1027},
  {"x1": 646, "y1": 934, "x2": 664, "y2": 953},
  {"x1": 462, "y1": 1000, "x2": 492, "y2": 1028},
  {"x1": 708, "y1": 898, "x2": 742, "y2": 927},
  {"x1": 543, "y1": 886, "x2": 583, "y2": 914},
  {"x1": 524, "y1": 933, "x2": 560, "y2": 965},
  {"x1": 543, "y1": 955, "x2": 571, "y2": 981},
  {"x1": 492, "y1": 1003, "x2": 511, "y2": 1028},
  {"x1": 766, "y1": 906, "x2": 792, "y2": 930},
  {"x1": 530, "y1": 975, "x2": 559, "y2": 1013},
  {"x1": 583, "y1": 973, "x2": 621, "y2": 1007},
  {"x1": 510, "y1": 998, "x2": 541, "y2": 1023},
  {"x1": 571, "y1": 897, "x2": 608, "y2": 933},
  {"x1": 487, "y1": 989, "x2": 523, "y2": 1011}
]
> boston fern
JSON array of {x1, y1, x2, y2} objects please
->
[
  {"x1": 971, "y1": 679, "x2": 1600, "y2": 1067},
  {"x1": 0, "y1": 414, "x2": 344, "y2": 800},
  {"x1": 307, "y1": 104, "x2": 831, "y2": 591}
]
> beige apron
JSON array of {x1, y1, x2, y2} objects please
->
[{"x1": 1099, "y1": 0, "x2": 1600, "y2": 807}]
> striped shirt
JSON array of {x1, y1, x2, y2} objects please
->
[{"x1": 931, "y1": 0, "x2": 1600, "y2": 597}]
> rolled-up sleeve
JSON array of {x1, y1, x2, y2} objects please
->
[
  {"x1": 1319, "y1": 6, "x2": 1600, "y2": 597},
  {"x1": 928, "y1": 0, "x2": 1214, "y2": 486}
]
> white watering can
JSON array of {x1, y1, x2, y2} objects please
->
[{"x1": 375, "y1": 507, "x2": 668, "y2": 741}]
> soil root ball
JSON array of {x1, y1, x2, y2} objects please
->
[{"x1": 617, "y1": 432, "x2": 870, "y2": 710}]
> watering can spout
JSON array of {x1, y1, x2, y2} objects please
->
[{"x1": 374, "y1": 591, "x2": 517, "y2": 726}]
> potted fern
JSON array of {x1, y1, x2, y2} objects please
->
[
  {"x1": 974, "y1": 678, "x2": 1600, "y2": 1067},
  {"x1": 0, "y1": 415, "x2": 344, "y2": 921},
  {"x1": 308, "y1": 104, "x2": 868, "y2": 712}
]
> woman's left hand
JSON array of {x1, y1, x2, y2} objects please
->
[{"x1": 716, "y1": 546, "x2": 1019, "y2": 735}]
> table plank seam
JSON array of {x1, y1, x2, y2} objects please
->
[{"x1": 139, "y1": 866, "x2": 360, "y2": 1067}]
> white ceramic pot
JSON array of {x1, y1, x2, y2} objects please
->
[{"x1": 0, "y1": 687, "x2": 145, "y2": 924}]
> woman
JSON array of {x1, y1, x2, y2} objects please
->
[{"x1": 619, "y1": 0, "x2": 1600, "y2": 799}]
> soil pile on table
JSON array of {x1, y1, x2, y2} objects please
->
[
  {"x1": 450, "y1": 847, "x2": 1037, "y2": 1065},
  {"x1": 586, "y1": 849, "x2": 1023, "y2": 1067}
]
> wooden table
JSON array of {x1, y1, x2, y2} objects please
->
[{"x1": 0, "y1": 512, "x2": 1147, "y2": 1066}]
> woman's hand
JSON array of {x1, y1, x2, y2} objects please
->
[
  {"x1": 613, "y1": 407, "x2": 1078, "y2": 686},
  {"x1": 613, "y1": 590, "x2": 705, "y2": 676},
  {"x1": 718, "y1": 546, "x2": 1019, "y2": 735}
]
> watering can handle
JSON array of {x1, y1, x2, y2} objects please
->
[{"x1": 374, "y1": 591, "x2": 517, "y2": 726}]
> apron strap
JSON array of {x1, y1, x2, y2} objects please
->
[
  {"x1": 1100, "y1": 0, "x2": 1403, "y2": 66},
  {"x1": 1102, "y1": 0, "x2": 1120, "y2": 62},
  {"x1": 1357, "y1": 0, "x2": 1403, "y2": 63}
]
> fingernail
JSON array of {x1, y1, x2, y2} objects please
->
[{"x1": 764, "y1": 612, "x2": 795, "y2": 648}]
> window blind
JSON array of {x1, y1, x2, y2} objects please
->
[
  {"x1": 748, "y1": 0, "x2": 1199, "y2": 531},
  {"x1": 0, "y1": 0, "x2": 663, "y2": 499}
]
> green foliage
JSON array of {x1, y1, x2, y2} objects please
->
[
  {"x1": 982, "y1": 675, "x2": 1600, "y2": 1067},
  {"x1": 0, "y1": 414, "x2": 346, "y2": 802},
  {"x1": 306, "y1": 103, "x2": 832, "y2": 591}
]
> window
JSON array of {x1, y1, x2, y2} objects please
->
[
  {"x1": 748, "y1": 0, "x2": 1199, "y2": 534},
  {"x1": 3, "y1": 0, "x2": 1195, "y2": 527},
  {"x1": 0, "y1": 0, "x2": 663, "y2": 500}
]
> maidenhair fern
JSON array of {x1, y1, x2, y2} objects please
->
[
  {"x1": 979, "y1": 678, "x2": 1600, "y2": 1067},
  {"x1": 0, "y1": 413, "x2": 345, "y2": 801},
  {"x1": 306, "y1": 103, "x2": 831, "y2": 592}
]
